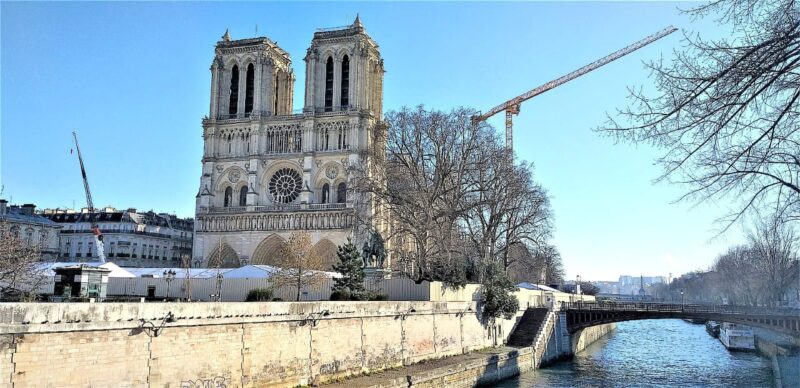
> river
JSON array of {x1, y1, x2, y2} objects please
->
[{"x1": 496, "y1": 319, "x2": 774, "y2": 387}]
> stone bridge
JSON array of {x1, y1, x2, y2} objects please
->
[{"x1": 561, "y1": 301, "x2": 800, "y2": 336}]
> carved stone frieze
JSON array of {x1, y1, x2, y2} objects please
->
[{"x1": 196, "y1": 210, "x2": 354, "y2": 232}]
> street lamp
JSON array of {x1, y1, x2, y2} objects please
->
[
  {"x1": 680, "y1": 288, "x2": 685, "y2": 310},
  {"x1": 163, "y1": 269, "x2": 176, "y2": 301},
  {"x1": 576, "y1": 275, "x2": 582, "y2": 303}
]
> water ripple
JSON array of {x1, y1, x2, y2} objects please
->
[{"x1": 495, "y1": 319, "x2": 773, "y2": 387}]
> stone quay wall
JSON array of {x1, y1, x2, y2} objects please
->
[
  {"x1": 0, "y1": 301, "x2": 525, "y2": 387},
  {"x1": 571, "y1": 322, "x2": 616, "y2": 354}
]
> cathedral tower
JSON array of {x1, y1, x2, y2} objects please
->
[
  {"x1": 209, "y1": 30, "x2": 294, "y2": 119},
  {"x1": 304, "y1": 15, "x2": 384, "y2": 116},
  {"x1": 194, "y1": 19, "x2": 387, "y2": 275}
]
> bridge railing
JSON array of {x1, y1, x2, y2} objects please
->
[{"x1": 560, "y1": 301, "x2": 800, "y2": 317}]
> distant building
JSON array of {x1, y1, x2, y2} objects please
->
[
  {"x1": 44, "y1": 207, "x2": 193, "y2": 268},
  {"x1": 618, "y1": 275, "x2": 666, "y2": 295},
  {"x1": 0, "y1": 200, "x2": 61, "y2": 261}
]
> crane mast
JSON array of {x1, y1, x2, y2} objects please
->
[
  {"x1": 72, "y1": 131, "x2": 106, "y2": 263},
  {"x1": 473, "y1": 26, "x2": 678, "y2": 150}
]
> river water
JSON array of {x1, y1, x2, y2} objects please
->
[{"x1": 496, "y1": 319, "x2": 774, "y2": 387}]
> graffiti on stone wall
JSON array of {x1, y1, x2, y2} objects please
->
[{"x1": 180, "y1": 376, "x2": 227, "y2": 388}]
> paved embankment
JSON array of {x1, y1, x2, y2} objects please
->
[
  {"x1": 325, "y1": 347, "x2": 533, "y2": 387},
  {"x1": 325, "y1": 310, "x2": 617, "y2": 387},
  {"x1": 753, "y1": 328, "x2": 800, "y2": 388}
]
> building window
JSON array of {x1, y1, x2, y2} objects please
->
[
  {"x1": 224, "y1": 187, "x2": 233, "y2": 207},
  {"x1": 337, "y1": 183, "x2": 347, "y2": 203},
  {"x1": 340, "y1": 55, "x2": 349, "y2": 107},
  {"x1": 324, "y1": 56, "x2": 334, "y2": 111},
  {"x1": 228, "y1": 65, "x2": 239, "y2": 115},
  {"x1": 245, "y1": 63, "x2": 254, "y2": 114},
  {"x1": 322, "y1": 183, "x2": 330, "y2": 204},
  {"x1": 239, "y1": 186, "x2": 248, "y2": 207}
]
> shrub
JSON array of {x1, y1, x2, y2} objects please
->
[
  {"x1": 330, "y1": 290, "x2": 351, "y2": 301},
  {"x1": 246, "y1": 288, "x2": 274, "y2": 302},
  {"x1": 480, "y1": 263, "x2": 519, "y2": 321}
]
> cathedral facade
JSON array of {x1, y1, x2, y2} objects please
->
[{"x1": 193, "y1": 17, "x2": 386, "y2": 270}]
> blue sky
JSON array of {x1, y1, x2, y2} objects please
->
[{"x1": 1, "y1": 1, "x2": 743, "y2": 280}]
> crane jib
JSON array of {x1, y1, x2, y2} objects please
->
[{"x1": 477, "y1": 26, "x2": 678, "y2": 122}]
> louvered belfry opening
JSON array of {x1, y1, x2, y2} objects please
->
[
  {"x1": 324, "y1": 57, "x2": 334, "y2": 111},
  {"x1": 340, "y1": 55, "x2": 350, "y2": 108},
  {"x1": 228, "y1": 65, "x2": 239, "y2": 115},
  {"x1": 244, "y1": 63, "x2": 254, "y2": 114}
]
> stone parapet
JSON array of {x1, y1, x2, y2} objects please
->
[{"x1": 0, "y1": 301, "x2": 529, "y2": 387}]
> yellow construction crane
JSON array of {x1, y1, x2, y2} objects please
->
[{"x1": 472, "y1": 26, "x2": 678, "y2": 150}]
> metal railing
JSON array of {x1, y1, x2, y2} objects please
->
[{"x1": 560, "y1": 301, "x2": 800, "y2": 317}]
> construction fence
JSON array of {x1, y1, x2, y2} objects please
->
[{"x1": 32, "y1": 275, "x2": 593, "y2": 304}]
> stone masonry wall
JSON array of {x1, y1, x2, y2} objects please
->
[{"x1": 0, "y1": 301, "x2": 523, "y2": 387}]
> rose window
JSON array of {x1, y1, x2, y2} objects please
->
[{"x1": 269, "y1": 168, "x2": 302, "y2": 203}]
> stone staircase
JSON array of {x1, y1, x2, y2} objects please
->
[{"x1": 507, "y1": 308, "x2": 549, "y2": 347}]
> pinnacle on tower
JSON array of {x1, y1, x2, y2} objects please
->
[
  {"x1": 222, "y1": 29, "x2": 231, "y2": 42},
  {"x1": 352, "y1": 14, "x2": 363, "y2": 28}
]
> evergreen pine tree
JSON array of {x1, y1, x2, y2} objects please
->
[{"x1": 331, "y1": 238, "x2": 366, "y2": 299}]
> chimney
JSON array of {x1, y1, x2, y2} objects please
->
[
  {"x1": 0, "y1": 200, "x2": 6, "y2": 216},
  {"x1": 21, "y1": 204, "x2": 36, "y2": 216}
]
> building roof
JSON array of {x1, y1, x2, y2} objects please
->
[
  {"x1": 122, "y1": 267, "x2": 236, "y2": 279},
  {"x1": 45, "y1": 208, "x2": 193, "y2": 230},
  {"x1": 517, "y1": 282, "x2": 560, "y2": 292},
  {"x1": 0, "y1": 204, "x2": 59, "y2": 227},
  {"x1": 41, "y1": 262, "x2": 135, "y2": 277}
]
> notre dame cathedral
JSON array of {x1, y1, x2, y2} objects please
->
[{"x1": 193, "y1": 16, "x2": 388, "y2": 272}]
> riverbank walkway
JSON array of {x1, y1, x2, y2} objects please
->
[{"x1": 324, "y1": 346, "x2": 530, "y2": 387}]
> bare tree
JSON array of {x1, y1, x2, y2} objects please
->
[
  {"x1": 0, "y1": 220, "x2": 46, "y2": 301},
  {"x1": 508, "y1": 244, "x2": 565, "y2": 285},
  {"x1": 461, "y1": 151, "x2": 552, "y2": 274},
  {"x1": 748, "y1": 216, "x2": 799, "y2": 306},
  {"x1": 714, "y1": 246, "x2": 762, "y2": 305},
  {"x1": 353, "y1": 106, "x2": 494, "y2": 284},
  {"x1": 534, "y1": 244, "x2": 566, "y2": 285},
  {"x1": 270, "y1": 232, "x2": 328, "y2": 301},
  {"x1": 603, "y1": 0, "x2": 800, "y2": 226}
]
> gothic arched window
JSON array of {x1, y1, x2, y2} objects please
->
[
  {"x1": 224, "y1": 187, "x2": 233, "y2": 207},
  {"x1": 239, "y1": 186, "x2": 248, "y2": 207},
  {"x1": 324, "y1": 57, "x2": 334, "y2": 111},
  {"x1": 340, "y1": 55, "x2": 350, "y2": 108},
  {"x1": 245, "y1": 64, "x2": 254, "y2": 114},
  {"x1": 337, "y1": 183, "x2": 347, "y2": 203},
  {"x1": 321, "y1": 183, "x2": 330, "y2": 204}
]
